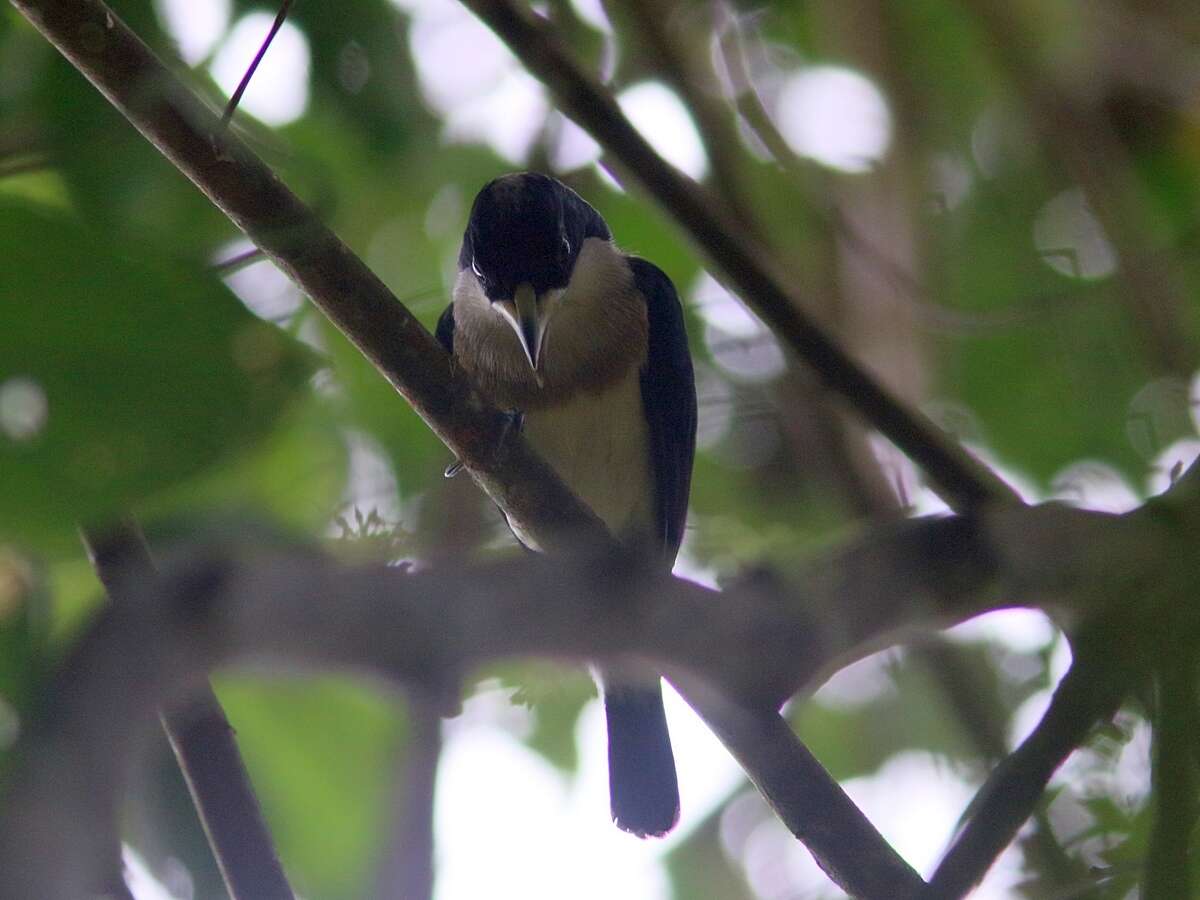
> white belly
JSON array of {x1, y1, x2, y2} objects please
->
[{"x1": 515, "y1": 370, "x2": 654, "y2": 550}]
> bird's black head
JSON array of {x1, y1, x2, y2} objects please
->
[
  {"x1": 459, "y1": 172, "x2": 610, "y2": 302},
  {"x1": 456, "y1": 173, "x2": 613, "y2": 373}
]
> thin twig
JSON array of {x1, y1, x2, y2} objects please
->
[
  {"x1": 80, "y1": 522, "x2": 294, "y2": 900},
  {"x1": 220, "y1": 0, "x2": 296, "y2": 127},
  {"x1": 0, "y1": 153, "x2": 53, "y2": 179},
  {"x1": 713, "y1": 6, "x2": 803, "y2": 177},
  {"x1": 211, "y1": 245, "x2": 267, "y2": 273},
  {"x1": 681, "y1": 690, "x2": 925, "y2": 898},
  {"x1": 374, "y1": 695, "x2": 441, "y2": 900},
  {"x1": 609, "y1": 0, "x2": 759, "y2": 232},
  {"x1": 915, "y1": 639, "x2": 1088, "y2": 889},
  {"x1": 922, "y1": 625, "x2": 1135, "y2": 899}
]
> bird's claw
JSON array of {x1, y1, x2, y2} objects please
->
[
  {"x1": 500, "y1": 409, "x2": 525, "y2": 439},
  {"x1": 444, "y1": 410, "x2": 524, "y2": 477}
]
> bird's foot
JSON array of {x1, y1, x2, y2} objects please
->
[
  {"x1": 500, "y1": 408, "x2": 525, "y2": 440},
  {"x1": 444, "y1": 409, "x2": 525, "y2": 478}
]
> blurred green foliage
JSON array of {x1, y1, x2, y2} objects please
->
[
  {"x1": 3, "y1": 0, "x2": 1199, "y2": 897},
  {"x1": 211, "y1": 676, "x2": 408, "y2": 900},
  {"x1": 0, "y1": 201, "x2": 316, "y2": 548}
]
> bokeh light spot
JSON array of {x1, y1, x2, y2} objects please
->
[
  {"x1": 0, "y1": 547, "x2": 33, "y2": 619},
  {"x1": 1049, "y1": 460, "x2": 1140, "y2": 512},
  {"x1": 337, "y1": 41, "x2": 371, "y2": 95},
  {"x1": 775, "y1": 66, "x2": 892, "y2": 174},
  {"x1": 693, "y1": 273, "x2": 784, "y2": 382},
  {"x1": 1125, "y1": 376, "x2": 1191, "y2": 460},
  {"x1": 929, "y1": 153, "x2": 973, "y2": 212},
  {"x1": 404, "y1": 2, "x2": 548, "y2": 163},
  {"x1": 210, "y1": 13, "x2": 311, "y2": 126},
  {"x1": 219, "y1": 242, "x2": 304, "y2": 324},
  {"x1": 1033, "y1": 187, "x2": 1116, "y2": 280},
  {"x1": 0, "y1": 376, "x2": 48, "y2": 442},
  {"x1": 617, "y1": 82, "x2": 709, "y2": 180},
  {"x1": 568, "y1": 0, "x2": 613, "y2": 34},
  {"x1": 155, "y1": 0, "x2": 230, "y2": 66}
]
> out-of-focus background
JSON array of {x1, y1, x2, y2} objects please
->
[{"x1": 3, "y1": 0, "x2": 1200, "y2": 897}]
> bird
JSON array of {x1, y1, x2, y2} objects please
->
[{"x1": 436, "y1": 172, "x2": 697, "y2": 837}]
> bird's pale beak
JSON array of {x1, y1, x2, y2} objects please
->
[{"x1": 496, "y1": 282, "x2": 547, "y2": 373}]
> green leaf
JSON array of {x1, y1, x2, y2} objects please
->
[
  {"x1": 212, "y1": 675, "x2": 407, "y2": 900},
  {"x1": 31, "y1": 37, "x2": 230, "y2": 246},
  {"x1": 141, "y1": 395, "x2": 349, "y2": 535},
  {"x1": 0, "y1": 201, "x2": 312, "y2": 550},
  {"x1": 495, "y1": 662, "x2": 595, "y2": 773},
  {"x1": 285, "y1": 0, "x2": 428, "y2": 153},
  {"x1": 664, "y1": 808, "x2": 756, "y2": 900},
  {"x1": 793, "y1": 641, "x2": 1045, "y2": 781},
  {"x1": 931, "y1": 179, "x2": 1179, "y2": 486}
]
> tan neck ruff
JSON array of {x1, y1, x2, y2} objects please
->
[{"x1": 451, "y1": 238, "x2": 649, "y2": 410}]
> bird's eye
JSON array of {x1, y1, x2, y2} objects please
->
[{"x1": 471, "y1": 257, "x2": 486, "y2": 283}]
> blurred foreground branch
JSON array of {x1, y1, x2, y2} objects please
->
[
  {"x1": 375, "y1": 694, "x2": 441, "y2": 900},
  {"x1": 923, "y1": 630, "x2": 1131, "y2": 898},
  {"x1": 2, "y1": 492, "x2": 1196, "y2": 896},
  {"x1": 81, "y1": 522, "x2": 294, "y2": 900}
]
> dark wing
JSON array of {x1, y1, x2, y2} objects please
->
[
  {"x1": 435, "y1": 303, "x2": 456, "y2": 355},
  {"x1": 628, "y1": 257, "x2": 697, "y2": 562}
]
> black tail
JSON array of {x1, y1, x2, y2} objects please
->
[{"x1": 604, "y1": 683, "x2": 680, "y2": 837}]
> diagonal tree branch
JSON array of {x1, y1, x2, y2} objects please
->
[
  {"x1": 374, "y1": 694, "x2": 441, "y2": 900},
  {"x1": 690, "y1": 692, "x2": 925, "y2": 897},
  {"x1": 9, "y1": 0, "x2": 605, "y2": 558},
  {"x1": 457, "y1": 0, "x2": 1017, "y2": 510},
  {"x1": 80, "y1": 521, "x2": 294, "y2": 900},
  {"x1": 219, "y1": 0, "x2": 296, "y2": 127},
  {"x1": 922, "y1": 622, "x2": 1137, "y2": 899}
]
